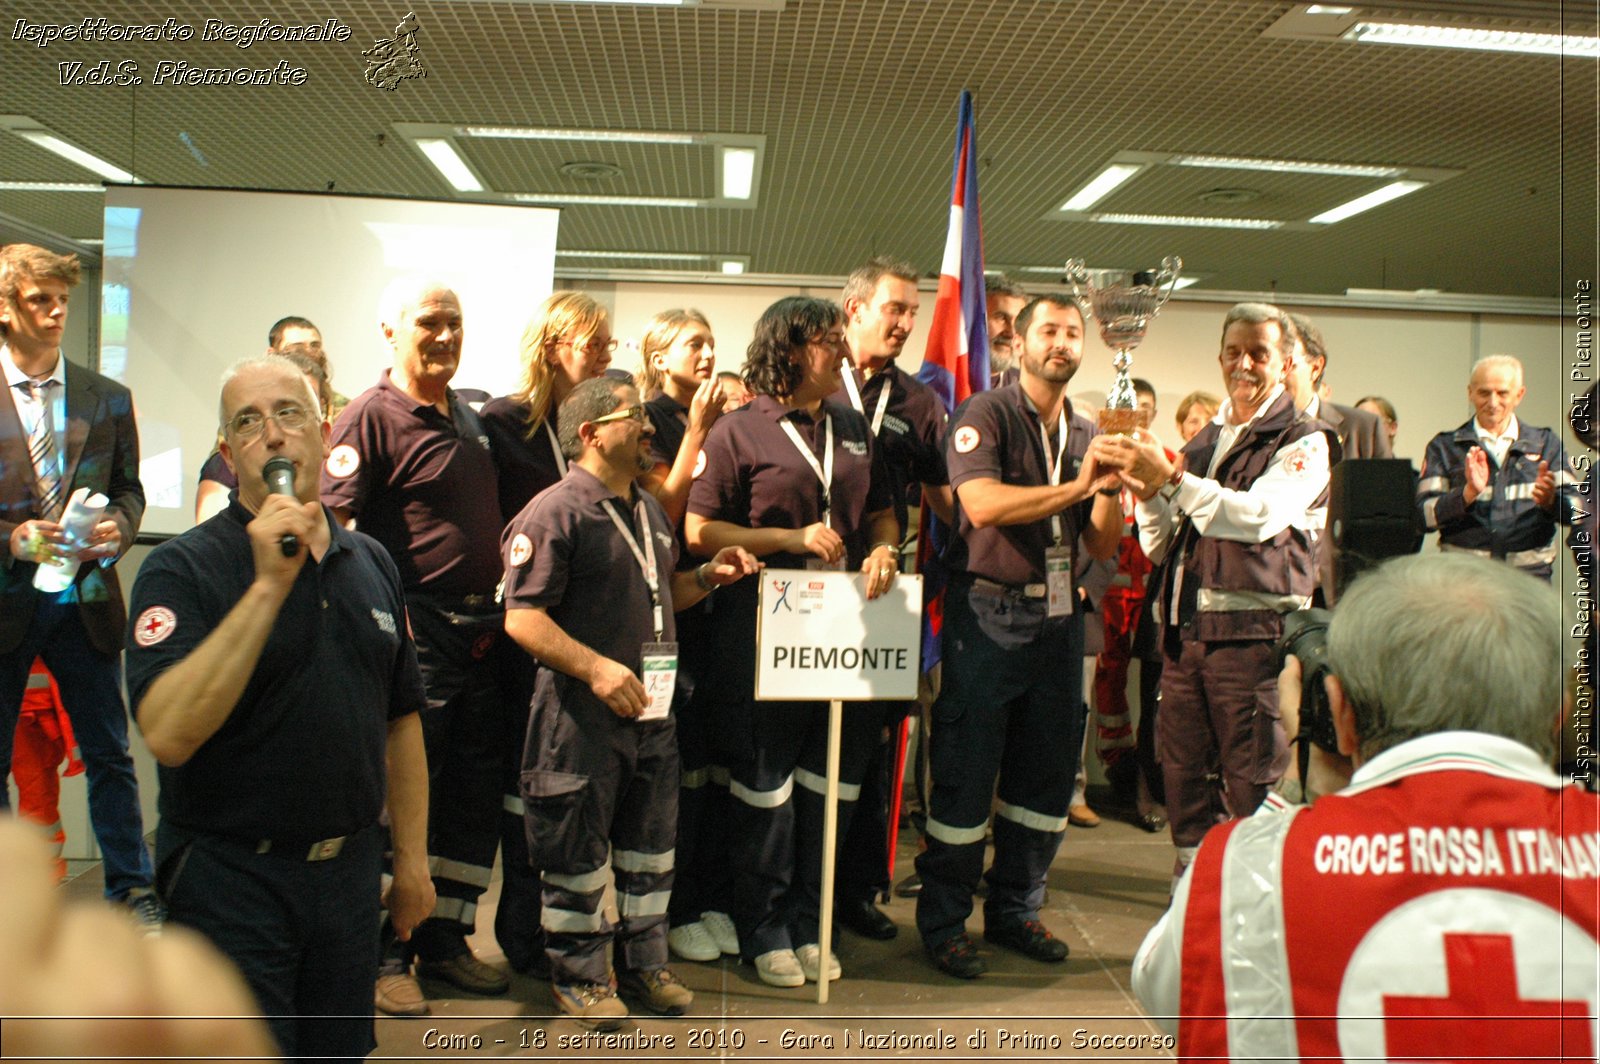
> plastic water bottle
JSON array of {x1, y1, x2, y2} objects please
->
[{"x1": 33, "y1": 488, "x2": 109, "y2": 593}]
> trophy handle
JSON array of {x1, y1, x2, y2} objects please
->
[
  {"x1": 1064, "y1": 258, "x2": 1091, "y2": 313},
  {"x1": 1152, "y1": 255, "x2": 1184, "y2": 309}
]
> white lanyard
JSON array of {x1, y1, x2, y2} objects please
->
[
  {"x1": 604, "y1": 497, "x2": 664, "y2": 639},
  {"x1": 543, "y1": 420, "x2": 568, "y2": 476},
  {"x1": 779, "y1": 412, "x2": 834, "y2": 527},
  {"x1": 1038, "y1": 405, "x2": 1071, "y2": 546},
  {"x1": 841, "y1": 367, "x2": 893, "y2": 438}
]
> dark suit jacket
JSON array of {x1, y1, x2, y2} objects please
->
[
  {"x1": 0, "y1": 360, "x2": 144, "y2": 655},
  {"x1": 1319, "y1": 400, "x2": 1392, "y2": 461}
]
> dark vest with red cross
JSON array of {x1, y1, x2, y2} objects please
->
[{"x1": 1154, "y1": 390, "x2": 1335, "y2": 644}]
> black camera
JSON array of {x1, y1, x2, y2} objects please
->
[{"x1": 1276, "y1": 608, "x2": 1339, "y2": 754}]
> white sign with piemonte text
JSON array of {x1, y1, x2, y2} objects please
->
[{"x1": 755, "y1": 568, "x2": 922, "y2": 701}]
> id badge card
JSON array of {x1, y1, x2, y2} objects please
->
[
  {"x1": 1045, "y1": 545, "x2": 1075, "y2": 618},
  {"x1": 806, "y1": 556, "x2": 847, "y2": 572},
  {"x1": 639, "y1": 641, "x2": 678, "y2": 721}
]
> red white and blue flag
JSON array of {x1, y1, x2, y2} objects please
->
[
  {"x1": 915, "y1": 90, "x2": 989, "y2": 672},
  {"x1": 916, "y1": 89, "x2": 990, "y2": 411}
]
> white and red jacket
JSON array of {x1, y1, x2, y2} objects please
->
[{"x1": 1134, "y1": 731, "x2": 1600, "y2": 1062}]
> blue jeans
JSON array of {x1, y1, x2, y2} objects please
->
[{"x1": 0, "y1": 596, "x2": 153, "y2": 898}]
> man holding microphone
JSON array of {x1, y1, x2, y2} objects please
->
[{"x1": 127, "y1": 354, "x2": 433, "y2": 1060}]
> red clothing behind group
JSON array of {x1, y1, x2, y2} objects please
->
[{"x1": 13, "y1": 660, "x2": 82, "y2": 881}]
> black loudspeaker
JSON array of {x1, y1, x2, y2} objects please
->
[{"x1": 1327, "y1": 459, "x2": 1424, "y2": 597}]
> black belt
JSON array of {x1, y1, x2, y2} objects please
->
[
  {"x1": 213, "y1": 825, "x2": 373, "y2": 862},
  {"x1": 966, "y1": 575, "x2": 1047, "y2": 600},
  {"x1": 409, "y1": 591, "x2": 499, "y2": 613}
]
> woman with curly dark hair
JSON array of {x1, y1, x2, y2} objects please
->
[{"x1": 685, "y1": 295, "x2": 900, "y2": 988}]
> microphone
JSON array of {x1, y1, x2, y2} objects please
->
[{"x1": 261, "y1": 456, "x2": 300, "y2": 557}]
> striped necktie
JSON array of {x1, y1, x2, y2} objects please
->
[{"x1": 24, "y1": 379, "x2": 64, "y2": 521}]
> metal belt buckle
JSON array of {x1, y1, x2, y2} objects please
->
[
  {"x1": 307, "y1": 836, "x2": 346, "y2": 861},
  {"x1": 1023, "y1": 583, "x2": 1047, "y2": 599}
]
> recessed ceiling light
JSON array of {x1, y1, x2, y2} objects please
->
[
  {"x1": 1170, "y1": 154, "x2": 1405, "y2": 179},
  {"x1": 720, "y1": 259, "x2": 746, "y2": 274},
  {"x1": 416, "y1": 138, "x2": 483, "y2": 192},
  {"x1": 721, "y1": 147, "x2": 756, "y2": 200},
  {"x1": 558, "y1": 250, "x2": 707, "y2": 261},
  {"x1": 1171, "y1": 276, "x2": 1200, "y2": 290},
  {"x1": 1091, "y1": 212, "x2": 1283, "y2": 230},
  {"x1": 1304, "y1": 4, "x2": 1354, "y2": 14},
  {"x1": 460, "y1": 126, "x2": 702, "y2": 145},
  {"x1": 513, "y1": 192, "x2": 704, "y2": 207},
  {"x1": 1059, "y1": 164, "x2": 1144, "y2": 212},
  {"x1": 0, "y1": 181, "x2": 103, "y2": 192},
  {"x1": 1344, "y1": 21, "x2": 1600, "y2": 58},
  {"x1": 0, "y1": 118, "x2": 134, "y2": 182},
  {"x1": 1308, "y1": 180, "x2": 1428, "y2": 223}
]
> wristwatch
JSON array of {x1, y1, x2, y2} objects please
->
[{"x1": 1157, "y1": 468, "x2": 1184, "y2": 503}]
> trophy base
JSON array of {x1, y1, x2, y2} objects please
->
[{"x1": 1097, "y1": 407, "x2": 1150, "y2": 435}]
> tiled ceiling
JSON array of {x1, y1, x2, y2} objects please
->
[{"x1": 0, "y1": 0, "x2": 1594, "y2": 297}]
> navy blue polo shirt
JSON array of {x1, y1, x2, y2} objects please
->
[
  {"x1": 320, "y1": 371, "x2": 503, "y2": 598},
  {"x1": 503, "y1": 467, "x2": 679, "y2": 710},
  {"x1": 944, "y1": 383, "x2": 1095, "y2": 587},
  {"x1": 829, "y1": 359, "x2": 947, "y2": 535},
  {"x1": 481, "y1": 397, "x2": 568, "y2": 526},
  {"x1": 126, "y1": 497, "x2": 426, "y2": 839},
  {"x1": 687, "y1": 395, "x2": 893, "y2": 569},
  {"x1": 645, "y1": 392, "x2": 689, "y2": 472}
]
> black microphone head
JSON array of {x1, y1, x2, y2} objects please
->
[{"x1": 262, "y1": 456, "x2": 297, "y2": 496}]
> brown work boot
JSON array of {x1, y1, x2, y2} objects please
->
[{"x1": 375, "y1": 972, "x2": 430, "y2": 1017}]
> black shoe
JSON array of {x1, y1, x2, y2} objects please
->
[
  {"x1": 926, "y1": 932, "x2": 986, "y2": 979},
  {"x1": 416, "y1": 952, "x2": 511, "y2": 995},
  {"x1": 1136, "y1": 810, "x2": 1168, "y2": 833},
  {"x1": 985, "y1": 919, "x2": 1068, "y2": 963},
  {"x1": 893, "y1": 873, "x2": 922, "y2": 898},
  {"x1": 838, "y1": 898, "x2": 898, "y2": 940}
]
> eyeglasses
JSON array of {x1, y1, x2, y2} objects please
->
[
  {"x1": 590, "y1": 403, "x2": 646, "y2": 426},
  {"x1": 226, "y1": 405, "x2": 312, "y2": 439},
  {"x1": 810, "y1": 332, "x2": 848, "y2": 349},
  {"x1": 560, "y1": 337, "x2": 620, "y2": 356},
  {"x1": 1220, "y1": 348, "x2": 1278, "y2": 366}
]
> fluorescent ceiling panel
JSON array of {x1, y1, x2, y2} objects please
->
[
  {"x1": 416, "y1": 138, "x2": 483, "y2": 192},
  {"x1": 0, "y1": 118, "x2": 135, "y2": 182},
  {"x1": 1092, "y1": 213, "x2": 1283, "y2": 230},
  {"x1": 1308, "y1": 180, "x2": 1427, "y2": 224},
  {"x1": 1345, "y1": 21, "x2": 1600, "y2": 58},
  {"x1": 1059, "y1": 164, "x2": 1143, "y2": 212},
  {"x1": 1168, "y1": 154, "x2": 1403, "y2": 178},
  {"x1": 722, "y1": 147, "x2": 756, "y2": 200}
]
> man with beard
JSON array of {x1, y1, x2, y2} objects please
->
[
  {"x1": 985, "y1": 276, "x2": 1027, "y2": 389},
  {"x1": 915, "y1": 293, "x2": 1125, "y2": 978},
  {"x1": 1101, "y1": 303, "x2": 1335, "y2": 880},
  {"x1": 503, "y1": 377, "x2": 756, "y2": 1028}
]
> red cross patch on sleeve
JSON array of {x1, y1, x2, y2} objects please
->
[{"x1": 133, "y1": 607, "x2": 177, "y2": 647}]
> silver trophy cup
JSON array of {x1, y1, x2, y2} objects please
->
[{"x1": 1065, "y1": 256, "x2": 1183, "y2": 434}]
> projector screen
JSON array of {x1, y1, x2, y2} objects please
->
[{"x1": 101, "y1": 186, "x2": 559, "y2": 537}]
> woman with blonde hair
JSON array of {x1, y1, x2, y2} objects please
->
[
  {"x1": 638, "y1": 308, "x2": 726, "y2": 526},
  {"x1": 479, "y1": 290, "x2": 615, "y2": 978}
]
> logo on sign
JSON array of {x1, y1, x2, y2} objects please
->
[{"x1": 771, "y1": 579, "x2": 793, "y2": 613}]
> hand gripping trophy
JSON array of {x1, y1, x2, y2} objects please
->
[{"x1": 1064, "y1": 257, "x2": 1182, "y2": 434}]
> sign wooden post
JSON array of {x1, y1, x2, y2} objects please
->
[{"x1": 755, "y1": 569, "x2": 921, "y2": 1004}]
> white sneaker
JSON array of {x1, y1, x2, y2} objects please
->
[
  {"x1": 752, "y1": 948, "x2": 805, "y2": 988},
  {"x1": 668, "y1": 921, "x2": 720, "y2": 963},
  {"x1": 700, "y1": 910, "x2": 740, "y2": 956},
  {"x1": 795, "y1": 943, "x2": 842, "y2": 982}
]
